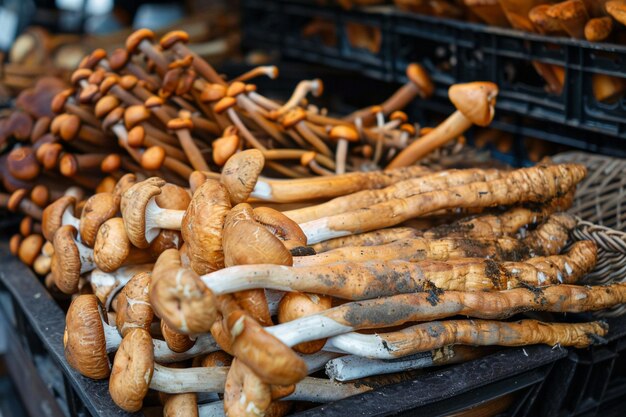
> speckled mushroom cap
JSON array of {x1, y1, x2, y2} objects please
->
[
  {"x1": 121, "y1": 177, "x2": 166, "y2": 248},
  {"x1": 52, "y1": 225, "x2": 86, "y2": 294},
  {"x1": 182, "y1": 178, "x2": 231, "y2": 274},
  {"x1": 116, "y1": 271, "x2": 153, "y2": 337},
  {"x1": 449, "y1": 82, "x2": 498, "y2": 127},
  {"x1": 42, "y1": 195, "x2": 76, "y2": 241},
  {"x1": 150, "y1": 249, "x2": 218, "y2": 334},
  {"x1": 160, "y1": 320, "x2": 195, "y2": 353},
  {"x1": 64, "y1": 294, "x2": 110, "y2": 379},
  {"x1": 223, "y1": 204, "x2": 293, "y2": 267},
  {"x1": 163, "y1": 393, "x2": 198, "y2": 417},
  {"x1": 156, "y1": 183, "x2": 191, "y2": 210},
  {"x1": 109, "y1": 328, "x2": 154, "y2": 412},
  {"x1": 94, "y1": 217, "x2": 133, "y2": 272},
  {"x1": 80, "y1": 193, "x2": 118, "y2": 247},
  {"x1": 221, "y1": 149, "x2": 265, "y2": 205}
]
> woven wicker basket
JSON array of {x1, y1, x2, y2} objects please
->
[{"x1": 553, "y1": 151, "x2": 626, "y2": 317}]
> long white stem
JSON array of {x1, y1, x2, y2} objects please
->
[
  {"x1": 153, "y1": 334, "x2": 220, "y2": 363},
  {"x1": 103, "y1": 321, "x2": 123, "y2": 353},
  {"x1": 335, "y1": 139, "x2": 348, "y2": 175},
  {"x1": 150, "y1": 364, "x2": 228, "y2": 393},
  {"x1": 144, "y1": 198, "x2": 184, "y2": 243},
  {"x1": 324, "y1": 332, "x2": 398, "y2": 359},
  {"x1": 302, "y1": 351, "x2": 342, "y2": 374},
  {"x1": 76, "y1": 238, "x2": 97, "y2": 274},
  {"x1": 265, "y1": 315, "x2": 353, "y2": 348},
  {"x1": 325, "y1": 352, "x2": 433, "y2": 381},
  {"x1": 300, "y1": 217, "x2": 349, "y2": 244},
  {"x1": 62, "y1": 208, "x2": 81, "y2": 232}
]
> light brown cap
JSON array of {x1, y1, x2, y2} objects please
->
[
  {"x1": 448, "y1": 81, "x2": 498, "y2": 126},
  {"x1": 329, "y1": 125, "x2": 359, "y2": 142}
]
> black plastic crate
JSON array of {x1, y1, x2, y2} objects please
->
[{"x1": 241, "y1": 1, "x2": 626, "y2": 153}]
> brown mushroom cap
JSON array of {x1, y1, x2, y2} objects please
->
[
  {"x1": 224, "y1": 358, "x2": 271, "y2": 417},
  {"x1": 149, "y1": 229, "x2": 183, "y2": 258},
  {"x1": 71, "y1": 68, "x2": 92, "y2": 86},
  {"x1": 161, "y1": 320, "x2": 195, "y2": 353},
  {"x1": 223, "y1": 204, "x2": 293, "y2": 267},
  {"x1": 36, "y1": 142, "x2": 63, "y2": 170},
  {"x1": 156, "y1": 183, "x2": 191, "y2": 210},
  {"x1": 126, "y1": 28, "x2": 155, "y2": 53},
  {"x1": 7, "y1": 188, "x2": 27, "y2": 212},
  {"x1": 252, "y1": 207, "x2": 307, "y2": 250},
  {"x1": 329, "y1": 125, "x2": 359, "y2": 142},
  {"x1": 94, "y1": 217, "x2": 133, "y2": 272},
  {"x1": 150, "y1": 249, "x2": 218, "y2": 333},
  {"x1": 119, "y1": 75, "x2": 138, "y2": 90},
  {"x1": 30, "y1": 185, "x2": 50, "y2": 207},
  {"x1": 51, "y1": 89, "x2": 73, "y2": 114},
  {"x1": 200, "y1": 83, "x2": 227, "y2": 102},
  {"x1": 113, "y1": 173, "x2": 137, "y2": 204},
  {"x1": 9, "y1": 234, "x2": 22, "y2": 256},
  {"x1": 99, "y1": 74, "x2": 119, "y2": 94},
  {"x1": 121, "y1": 177, "x2": 165, "y2": 248},
  {"x1": 198, "y1": 350, "x2": 233, "y2": 368},
  {"x1": 214, "y1": 96, "x2": 236, "y2": 114},
  {"x1": 18, "y1": 234, "x2": 44, "y2": 266},
  {"x1": 95, "y1": 95, "x2": 120, "y2": 118},
  {"x1": 160, "y1": 30, "x2": 189, "y2": 49},
  {"x1": 167, "y1": 117, "x2": 193, "y2": 130},
  {"x1": 79, "y1": 48, "x2": 107, "y2": 69},
  {"x1": 546, "y1": 0, "x2": 588, "y2": 21},
  {"x1": 52, "y1": 225, "x2": 88, "y2": 294},
  {"x1": 116, "y1": 271, "x2": 153, "y2": 336},
  {"x1": 212, "y1": 128, "x2": 240, "y2": 167},
  {"x1": 221, "y1": 149, "x2": 265, "y2": 205},
  {"x1": 124, "y1": 105, "x2": 151, "y2": 129},
  {"x1": 226, "y1": 81, "x2": 246, "y2": 98},
  {"x1": 31, "y1": 116, "x2": 51, "y2": 141},
  {"x1": 42, "y1": 195, "x2": 76, "y2": 241},
  {"x1": 8, "y1": 146, "x2": 40, "y2": 181},
  {"x1": 101, "y1": 154, "x2": 122, "y2": 173},
  {"x1": 390, "y1": 110, "x2": 408, "y2": 122},
  {"x1": 108, "y1": 48, "x2": 129, "y2": 70},
  {"x1": 80, "y1": 193, "x2": 118, "y2": 247},
  {"x1": 109, "y1": 328, "x2": 154, "y2": 412},
  {"x1": 182, "y1": 179, "x2": 231, "y2": 274},
  {"x1": 278, "y1": 292, "x2": 333, "y2": 354},
  {"x1": 448, "y1": 82, "x2": 498, "y2": 127},
  {"x1": 127, "y1": 125, "x2": 145, "y2": 147},
  {"x1": 102, "y1": 107, "x2": 124, "y2": 131},
  {"x1": 163, "y1": 393, "x2": 198, "y2": 417},
  {"x1": 406, "y1": 63, "x2": 434, "y2": 98},
  {"x1": 141, "y1": 146, "x2": 166, "y2": 171},
  {"x1": 64, "y1": 295, "x2": 111, "y2": 379},
  {"x1": 281, "y1": 108, "x2": 306, "y2": 128}
]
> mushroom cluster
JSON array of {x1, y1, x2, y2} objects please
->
[
  {"x1": 56, "y1": 148, "x2": 626, "y2": 416},
  {"x1": 3, "y1": 27, "x2": 492, "y2": 275}
]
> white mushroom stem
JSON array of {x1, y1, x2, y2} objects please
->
[
  {"x1": 144, "y1": 197, "x2": 184, "y2": 242},
  {"x1": 373, "y1": 111, "x2": 385, "y2": 165},
  {"x1": 302, "y1": 351, "x2": 342, "y2": 374},
  {"x1": 324, "y1": 352, "x2": 434, "y2": 381},
  {"x1": 76, "y1": 238, "x2": 97, "y2": 274},
  {"x1": 265, "y1": 315, "x2": 353, "y2": 348},
  {"x1": 284, "y1": 377, "x2": 370, "y2": 402},
  {"x1": 226, "y1": 107, "x2": 267, "y2": 151},
  {"x1": 153, "y1": 334, "x2": 220, "y2": 363},
  {"x1": 62, "y1": 208, "x2": 81, "y2": 232},
  {"x1": 89, "y1": 264, "x2": 154, "y2": 309},
  {"x1": 335, "y1": 139, "x2": 349, "y2": 175},
  {"x1": 150, "y1": 365, "x2": 229, "y2": 393},
  {"x1": 232, "y1": 66, "x2": 278, "y2": 83},
  {"x1": 323, "y1": 331, "x2": 402, "y2": 359},
  {"x1": 247, "y1": 91, "x2": 280, "y2": 111},
  {"x1": 103, "y1": 319, "x2": 123, "y2": 353},
  {"x1": 272, "y1": 79, "x2": 322, "y2": 118}
]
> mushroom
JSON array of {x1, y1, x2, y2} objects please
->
[
  {"x1": 212, "y1": 126, "x2": 240, "y2": 166},
  {"x1": 345, "y1": 64, "x2": 434, "y2": 124},
  {"x1": 88, "y1": 264, "x2": 153, "y2": 308},
  {"x1": 278, "y1": 292, "x2": 333, "y2": 354},
  {"x1": 64, "y1": 295, "x2": 221, "y2": 379},
  {"x1": 79, "y1": 192, "x2": 120, "y2": 247},
  {"x1": 59, "y1": 153, "x2": 121, "y2": 177},
  {"x1": 585, "y1": 16, "x2": 613, "y2": 42},
  {"x1": 7, "y1": 189, "x2": 43, "y2": 220},
  {"x1": 51, "y1": 225, "x2": 97, "y2": 293},
  {"x1": 17, "y1": 233, "x2": 44, "y2": 266},
  {"x1": 125, "y1": 29, "x2": 169, "y2": 74},
  {"x1": 42, "y1": 195, "x2": 81, "y2": 241},
  {"x1": 167, "y1": 112, "x2": 211, "y2": 171},
  {"x1": 7, "y1": 146, "x2": 40, "y2": 181},
  {"x1": 160, "y1": 30, "x2": 225, "y2": 84},
  {"x1": 387, "y1": 82, "x2": 498, "y2": 169},
  {"x1": 269, "y1": 79, "x2": 324, "y2": 120},
  {"x1": 114, "y1": 271, "x2": 153, "y2": 337},
  {"x1": 94, "y1": 218, "x2": 156, "y2": 272},
  {"x1": 109, "y1": 328, "x2": 229, "y2": 412},
  {"x1": 121, "y1": 177, "x2": 185, "y2": 248},
  {"x1": 161, "y1": 320, "x2": 196, "y2": 353},
  {"x1": 329, "y1": 125, "x2": 359, "y2": 174}
]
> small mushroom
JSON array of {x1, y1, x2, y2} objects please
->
[
  {"x1": 221, "y1": 149, "x2": 265, "y2": 205},
  {"x1": 94, "y1": 218, "x2": 156, "y2": 272},
  {"x1": 547, "y1": 0, "x2": 590, "y2": 39},
  {"x1": 278, "y1": 292, "x2": 333, "y2": 354},
  {"x1": 387, "y1": 82, "x2": 498, "y2": 169},
  {"x1": 161, "y1": 320, "x2": 196, "y2": 353},
  {"x1": 329, "y1": 125, "x2": 359, "y2": 174},
  {"x1": 51, "y1": 225, "x2": 97, "y2": 294},
  {"x1": 115, "y1": 271, "x2": 154, "y2": 336},
  {"x1": 79, "y1": 192, "x2": 119, "y2": 247},
  {"x1": 42, "y1": 196, "x2": 81, "y2": 241},
  {"x1": 18, "y1": 233, "x2": 44, "y2": 266},
  {"x1": 121, "y1": 178, "x2": 185, "y2": 248}
]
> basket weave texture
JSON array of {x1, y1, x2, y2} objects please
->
[{"x1": 553, "y1": 152, "x2": 626, "y2": 316}]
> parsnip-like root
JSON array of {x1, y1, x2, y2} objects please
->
[{"x1": 324, "y1": 319, "x2": 608, "y2": 359}]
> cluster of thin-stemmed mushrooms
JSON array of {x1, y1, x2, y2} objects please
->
[
  {"x1": 48, "y1": 144, "x2": 626, "y2": 416},
  {"x1": 4, "y1": 26, "x2": 493, "y2": 271}
]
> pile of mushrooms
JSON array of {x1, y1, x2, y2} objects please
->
[
  {"x1": 2, "y1": 27, "x2": 495, "y2": 276},
  {"x1": 53, "y1": 146, "x2": 626, "y2": 416}
]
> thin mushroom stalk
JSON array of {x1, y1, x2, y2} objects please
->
[
  {"x1": 263, "y1": 282, "x2": 626, "y2": 349},
  {"x1": 198, "y1": 241, "x2": 596, "y2": 299},
  {"x1": 387, "y1": 82, "x2": 498, "y2": 169},
  {"x1": 324, "y1": 319, "x2": 608, "y2": 359},
  {"x1": 299, "y1": 163, "x2": 585, "y2": 244}
]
